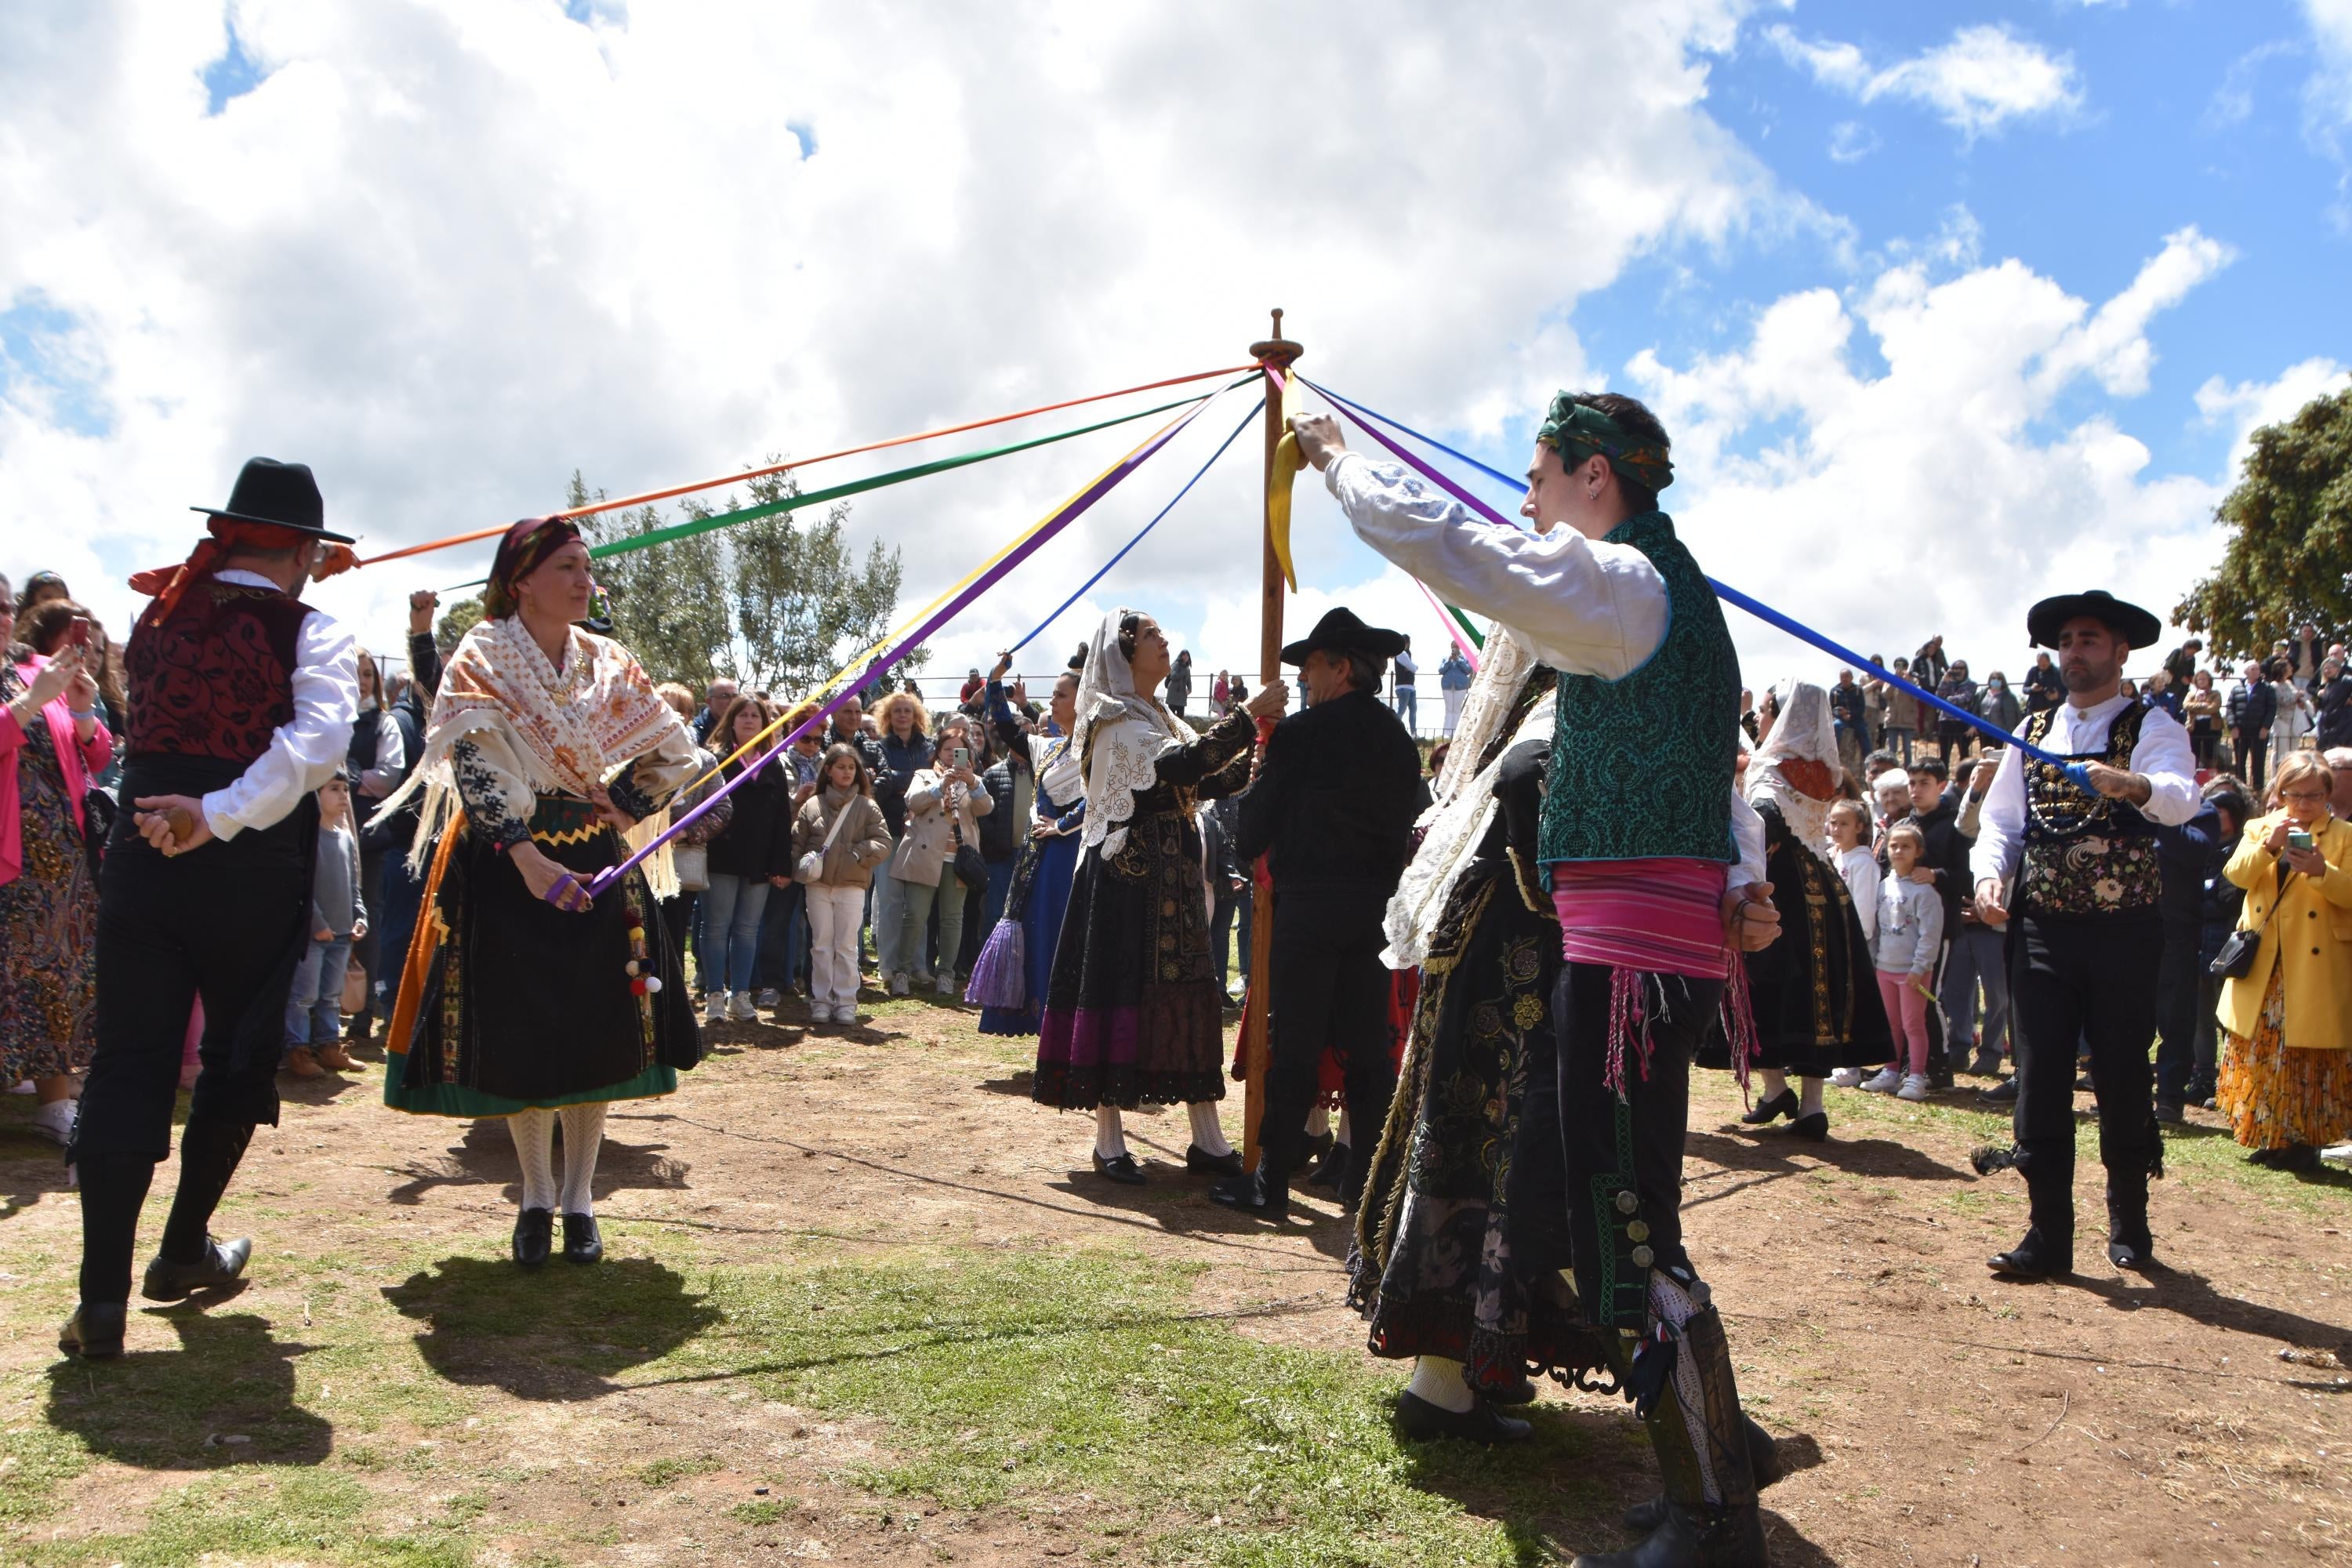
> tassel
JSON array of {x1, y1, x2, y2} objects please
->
[
  {"x1": 963, "y1": 919, "x2": 1027, "y2": 1009},
  {"x1": 1721, "y1": 960, "x2": 1760, "y2": 1100},
  {"x1": 1627, "y1": 1323, "x2": 1679, "y2": 1420},
  {"x1": 1602, "y1": 967, "x2": 1656, "y2": 1101}
]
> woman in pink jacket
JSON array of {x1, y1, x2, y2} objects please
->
[{"x1": 2, "y1": 603, "x2": 114, "y2": 1145}]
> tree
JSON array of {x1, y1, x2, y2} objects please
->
[
  {"x1": 2176, "y1": 388, "x2": 2352, "y2": 662},
  {"x1": 572, "y1": 475, "x2": 734, "y2": 690},
  {"x1": 434, "y1": 593, "x2": 484, "y2": 658}
]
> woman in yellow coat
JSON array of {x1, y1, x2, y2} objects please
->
[{"x1": 2216, "y1": 752, "x2": 2352, "y2": 1170}]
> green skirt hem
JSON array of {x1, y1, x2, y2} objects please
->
[{"x1": 381, "y1": 1059, "x2": 678, "y2": 1119}]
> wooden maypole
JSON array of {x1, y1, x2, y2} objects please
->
[{"x1": 1241, "y1": 309, "x2": 1302, "y2": 1170}]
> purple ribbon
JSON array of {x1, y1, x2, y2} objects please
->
[{"x1": 586, "y1": 389, "x2": 1232, "y2": 895}]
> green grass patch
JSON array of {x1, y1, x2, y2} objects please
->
[{"x1": 14, "y1": 1470, "x2": 474, "y2": 1568}]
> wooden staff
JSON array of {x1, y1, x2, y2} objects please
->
[{"x1": 1242, "y1": 309, "x2": 1302, "y2": 1169}]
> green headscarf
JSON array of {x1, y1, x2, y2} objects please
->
[{"x1": 1536, "y1": 394, "x2": 1675, "y2": 496}]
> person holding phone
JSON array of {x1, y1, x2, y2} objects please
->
[
  {"x1": 1969, "y1": 590, "x2": 2200, "y2": 1279},
  {"x1": 887, "y1": 730, "x2": 993, "y2": 996},
  {"x1": 2212, "y1": 752, "x2": 2352, "y2": 1171}
]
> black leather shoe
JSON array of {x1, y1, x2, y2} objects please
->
[
  {"x1": 140, "y1": 1236, "x2": 252, "y2": 1301},
  {"x1": 1208, "y1": 1170, "x2": 1287, "y2": 1221},
  {"x1": 562, "y1": 1213, "x2": 603, "y2": 1265},
  {"x1": 1740, "y1": 1087, "x2": 1798, "y2": 1126},
  {"x1": 58, "y1": 1302, "x2": 128, "y2": 1359},
  {"x1": 1621, "y1": 1415, "x2": 1784, "y2": 1533},
  {"x1": 1092, "y1": 1151, "x2": 1147, "y2": 1186},
  {"x1": 2154, "y1": 1099, "x2": 2185, "y2": 1125},
  {"x1": 1988, "y1": 1238, "x2": 2071, "y2": 1279},
  {"x1": 1967, "y1": 1050, "x2": 2005, "y2": 1077},
  {"x1": 1396, "y1": 1390, "x2": 1531, "y2": 1444},
  {"x1": 1307, "y1": 1141, "x2": 1352, "y2": 1191},
  {"x1": 513, "y1": 1207, "x2": 554, "y2": 1269},
  {"x1": 1185, "y1": 1144, "x2": 1244, "y2": 1178},
  {"x1": 1573, "y1": 1499, "x2": 1767, "y2": 1567},
  {"x1": 1980, "y1": 1076, "x2": 2020, "y2": 1105},
  {"x1": 2107, "y1": 1236, "x2": 2154, "y2": 1272},
  {"x1": 1785, "y1": 1110, "x2": 1829, "y2": 1142},
  {"x1": 1289, "y1": 1129, "x2": 1335, "y2": 1174}
]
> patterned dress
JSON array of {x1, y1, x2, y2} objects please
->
[
  {"x1": 0, "y1": 663, "x2": 101, "y2": 1083},
  {"x1": 977, "y1": 735, "x2": 1083, "y2": 1038}
]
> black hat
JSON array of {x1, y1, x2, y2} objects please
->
[
  {"x1": 192, "y1": 457, "x2": 354, "y2": 542},
  {"x1": 2026, "y1": 590, "x2": 2161, "y2": 651},
  {"x1": 1279, "y1": 606, "x2": 1409, "y2": 666}
]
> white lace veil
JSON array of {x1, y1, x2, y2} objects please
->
[
  {"x1": 1073, "y1": 608, "x2": 1196, "y2": 857},
  {"x1": 1383, "y1": 623, "x2": 1550, "y2": 968},
  {"x1": 1747, "y1": 674, "x2": 1838, "y2": 864}
]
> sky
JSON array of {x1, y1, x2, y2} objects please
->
[{"x1": 5, "y1": 0, "x2": 2350, "y2": 695}]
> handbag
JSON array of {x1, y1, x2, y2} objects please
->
[
  {"x1": 949, "y1": 801, "x2": 988, "y2": 891},
  {"x1": 672, "y1": 843, "x2": 709, "y2": 892},
  {"x1": 2210, "y1": 868, "x2": 2296, "y2": 980},
  {"x1": 796, "y1": 794, "x2": 855, "y2": 884},
  {"x1": 81, "y1": 785, "x2": 118, "y2": 878}
]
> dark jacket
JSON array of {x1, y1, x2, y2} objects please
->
[
  {"x1": 2143, "y1": 684, "x2": 2184, "y2": 722},
  {"x1": 360, "y1": 631, "x2": 441, "y2": 855},
  {"x1": 1829, "y1": 679, "x2": 1867, "y2": 729},
  {"x1": 1974, "y1": 682, "x2": 2022, "y2": 733},
  {"x1": 978, "y1": 757, "x2": 1021, "y2": 862},
  {"x1": 1913, "y1": 643, "x2": 1951, "y2": 689},
  {"x1": 1892, "y1": 790, "x2": 1970, "y2": 937},
  {"x1": 1233, "y1": 686, "x2": 1421, "y2": 898},
  {"x1": 2022, "y1": 662, "x2": 2062, "y2": 714},
  {"x1": 706, "y1": 758, "x2": 797, "y2": 879},
  {"x1": 2227, "y1": 678, "x2": 2278, "y2": 735},
  {"x1": 2318, "y1": 674, "x2": 2352, "y2": 750},
  {"x1": 2198, "y1": 822, "x2": 2248, "y2": 967},
  {"x1": 874, "y1": 730, "x2": 929, "y2": 837},
  {"x1": 2156, "y1": 801, "x2": 2222, "y2": 931}
]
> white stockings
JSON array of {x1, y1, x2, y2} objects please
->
[
  {"x1": 1094, "y1": 1104, "x2": 1127, "y2": 1160},
  {"x1": 1406, "y1": 1355, "x2": 1475, "y2": 1414},
  {"x1": 506, "y1": 1103, "x2": 608, "y2": 1217},
  {"x1": 1186, "y1": 1101, "x2": 1232, "y2": 1157}
]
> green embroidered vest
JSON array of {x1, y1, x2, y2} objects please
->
[{"x1": 1537, "y1": 513, "x2": 1741, "y2": 867}]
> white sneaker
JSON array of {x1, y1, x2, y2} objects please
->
[
  {"x1": 937, "y1": 974, "x2": 959, "y2": 997},
  {"x1": 835, "y1": 1004, "x2": 857, "y2": 1025},
  {"x1": 1858, "y1": 1067, "x2": 1903, "y2": 1094},
  {"x1": 757, "y1": 988, "x2": 782, "y2": 1007},
  {"x1": 728, "y1": 992, "x2": 760, "y2": 1022},
  {"x1": 9, "y1": 1080, "x2": 35, "y2": 1095},
  {"x1": 1896, "y1": 1074, "x2": 1931, "y2": 1102},
  {"x1": 28, "y1": 1099, "x2": 75, "y2": 1146},
  {"x1": 705, "y1": 991, "x2": 727, "y2": 1025},
  {"x1": 1829, "y1": 1068, "x2": 1864, "y2": 1089},
  {"x1": 890, "y1": 972, "x2": 911, "y2": 996}
]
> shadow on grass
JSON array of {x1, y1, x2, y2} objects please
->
[
  {"x1": 382, "y1": 1254, "x2": 721, "y2": 1400},
  {"x1": 1686, "y1": 1126, "x2": 1970, "y2": 1189},
  {"x1": 382, "y1": 1116, "x2": 690, "y2": 1207},
  {"x1": 2063, "y1": 1262, "x2": 2352, "y2": 1355},
  {"x1": 45, "y1": 1309, "x2": 332, "y2": 1468}
]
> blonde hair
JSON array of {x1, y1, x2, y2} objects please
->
[
  {"x1": 2270, "y1": 750, "x2": 2336, "y2": 808},
  {"x1": 871, "y1": 691, "x2": 931, "y2": 738},
  {"x1": 654, "y1": 681, "x2": 695, "y2": 719}
]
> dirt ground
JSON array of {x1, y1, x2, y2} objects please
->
[{"x1": 3, "y1": 992, "x2": 2349, "y2": 1566}]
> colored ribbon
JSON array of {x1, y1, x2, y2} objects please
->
[
  {"x1": 1265, "y1": 361, "x2": 1304, "y2": 592},
  {"x1": 360, "y1": 361, "x2": 1259, "y2": 568},
  {"x1": 1410, "y1": 577, "x2": 1481, "y2": 673},
  {"x1": 1009, "y1": 397, "x2": 1263, "y2": 653},
  {"x1": 587, "y1": 386, "x2": 1237, "y2": 895},
  {"x1": 1306, "y1": 376, "x2": 2093, "y2": 786}
]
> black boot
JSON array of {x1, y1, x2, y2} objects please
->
[
  {"x1": 1576, "y1": 1308, "x2": 1766, "y2": 1567},
  {"x1": 512, "y1": 1207, "x2": 554, "y2": 1269},
  {"x1": 1307, "y1": 1140, "x2": 1352, "y2": 1190},
  {"x1": 142, "y1": 1236, "x2": 253, "y2": 1301},
  {"x1": 155, "y1": 1120, "x2": 256, "y2": 1271},
  {"x1": 1991, "y1": 1143, "x2": 2074, "y2": 1278},
  {"x1": 2105, "y1": 1169, "x2": 2154, "y2": 1272},
  {"x1": 1208, "y1": 1166, "x2": 1288, "y2": 1221},
  {"x1": 1621, "y1": 1416, "x2": 1784, "y2": 1534},
  {"x1": 57, "y1": 1302, "x2": 129, "y2": 1359}
]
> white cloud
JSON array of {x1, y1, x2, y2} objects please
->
[
  {"x1": 1, "y1": 0, "x2": 1826, "y2": 681},
  {"x1": 1766, "y1": 22, "x2": 2085, "y2": 138},
  {"x1": 2194, "y1": 356, "x2": 2352, "y2": 484},
  {"x1": 2307, "y1": 1, "x2": 2352, "y2": 154},
  {"x1": 1827, "y1": 120, "x2": 1879, "y2": 162},
  {"x1": 1613, "y1": 230, "x2": 2247, "y2": 679}
]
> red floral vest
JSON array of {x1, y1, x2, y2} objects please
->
[{"x1": 125, "y1": 579, "x2": 315, "y2": 765}]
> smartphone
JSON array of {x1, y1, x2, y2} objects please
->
[
  {"x1": 953, "y1": 747, "x2": 970, "y2": 770},
  {"x1": 2289, "y1": 829, "x2": 2315, "y2": 852},
  {"x1": 68, "y1": 615, "x2": 94, "y2": 648}
]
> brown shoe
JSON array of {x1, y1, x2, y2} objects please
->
[
  {"x1": 281, "y1": 1046, "x2": 325, "y2": 1079},
  {"x1": 313, "y1": 1042, "x2": 356, "y2": 1071}
]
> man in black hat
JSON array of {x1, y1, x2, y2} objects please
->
[
  {"x1": 60, "y1": 459, "x2": 360, "y2": 1359},
  {"x1": 1212, "y1": 607, "x2": 1424, "y2": 1220},
  {"x1": 1971, "y1": 590, "x2": 2199, "y2": 1279}
]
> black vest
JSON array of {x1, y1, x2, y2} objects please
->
[{"x1": 2016, "y1": 702, "x2": 2161, "y2": 919}]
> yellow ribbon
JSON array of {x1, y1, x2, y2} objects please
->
[{"x1": 1267, "y1": 368, "x2": 1303, "y2": 593}]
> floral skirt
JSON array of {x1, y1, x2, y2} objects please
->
[
  {"x1": 2216, "y1": 971, "x2": 2352, "y2": 1151},
  {"x1": 0, "y1": 754, "x2": 98, "y2": 1083}
]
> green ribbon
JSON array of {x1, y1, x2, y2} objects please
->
[{"x1": 1446, "y1": 603, "x2": 1485, "y2": 651}]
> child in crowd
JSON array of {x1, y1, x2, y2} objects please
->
[
  {"x1": 1827, "y1": 799, "x2": 1879, "y2": 945},
  {"x1": 284, "y1": 768, "x2": 367, "y2": 1079},
  {"x1": 1863, "y1": 822, "x2": 1942, "y2": 1102}
]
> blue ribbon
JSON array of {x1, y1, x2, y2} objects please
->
[
  {"x1": 1304, "y1": 377, "x2": 2100, "y2": 792},
  {"x1": 1008, "y1": 397, "x2": 1263, "y2": 652}
]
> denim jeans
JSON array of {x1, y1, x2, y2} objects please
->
[
  {"x1": 374, "y1": 850, "x2": 427, "y2": 1019},
  {"x1": 285, "y1": 937, "x2": 351, "y2": 1052},
  {"x1": 1882, "y1": 725, "x2": 1916, "y2": 765},
  {"x1": 895, "y1": 861, "x2": 963, "y2": 983},
  {"x1": 757, "y1": 880, "x2": 807, "y2": 993},
  {"x1": 982, "y1": 857, "x2": 1016, "y2": 932},
  {"x1": 873, "y1": 869, "x2": 909, "y2": 978},
  {"x1": 1940, "y1": 923, "x2": 2011, "y2": 1062},
  {"x1": 701, "y1": 873, "x2": 771, "y2": 995},
  {"x1": 1393, "y1": 686, "x2": 1417, "y2": 732}
]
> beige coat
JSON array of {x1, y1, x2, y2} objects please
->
[
  {"x1": 887, "y1": 768, "x2": 993, "y2": 883},
  {"x1": 791, "y1": 789, "x2": 893, "y2": 890},
  {"x1": 2218, "y1": 811, "x2": 2352, "y2": 1051}
]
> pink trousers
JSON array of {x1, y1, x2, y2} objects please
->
[{"x1": 1876, "y1": 969, "x2": 1933, "y2": 1076}]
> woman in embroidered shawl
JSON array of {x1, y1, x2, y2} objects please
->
[
  {"x1": 377, "y1": 517, "x2": 701, "y2": 1269},
  {"x1": 973, "y1": 652, "x2": 1088, "y2": 1036},
  {"x1": 1348, "y1": 627, "x2": 1607, "y2": 1439},
  {"x1": 1698, "y1": 676, "x2": 1889, "y2": 1139},
  {"x1": 1031, "y1": 609, "x2": 1268, "y2": 1183}
]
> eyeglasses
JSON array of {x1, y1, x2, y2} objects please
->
[{"x1": 2279, "y1": 789, "x2": 2330, "y2": 804}]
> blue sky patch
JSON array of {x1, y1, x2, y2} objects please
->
[
  {"x1": 0, "y1": 295, "x2": 114, "y2": 437},
  {"x1": 200, "y1": 17, "x2": 268, "y2": 116}
]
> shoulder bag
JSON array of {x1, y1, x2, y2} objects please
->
[
  {"x1": 796, "y1": 796, "x2": 855, "y2": 885},
  {"x1": 948, "y1": 784, "x2": 988, "y2": 890},
  {"x1": 2210, "y1": 867, "x2": 2296, "y2": 980}
]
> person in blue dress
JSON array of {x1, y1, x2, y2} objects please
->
[{"x1": 972, "y1": 647, "x2": 1087, "y2": 1036}]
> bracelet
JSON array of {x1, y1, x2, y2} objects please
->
[{"x1": 69, "y1": 707, "x2": 97, "y2": 721}]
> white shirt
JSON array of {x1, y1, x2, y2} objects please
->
[
  {"x1": 200, "y1": 569, "x2": 360, "y2": 840},
  {"x1": 1835, "y1": 844, "x2": 1881, "y2": 942},
  {"x1": 1968, "y1": 692, "x2": 2201, "y2": 888},
  {"x1": 1327, "y1": 451, "x2": 1765, "y2": 890}
]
